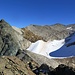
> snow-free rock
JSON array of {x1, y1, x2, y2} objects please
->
[{"x1": 0, "y1": 19, "x2": 20, "y2": 55}]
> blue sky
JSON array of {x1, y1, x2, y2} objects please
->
[{"x1": 0, "y1": 0, "x2": 75, "y2": 28}]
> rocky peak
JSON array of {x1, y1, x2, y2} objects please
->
[
  {"x1": 0, "y1": 19, "x2": 8, "y2": 24},
  {"x1": 0, "y1": 19, "x2": 21, "y2": 56},
  {"x1": 0, "y1": 19, "x2": 5, "y2": 22}
]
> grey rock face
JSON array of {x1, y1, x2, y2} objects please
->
[
  {"x1": 0, "y1": 19, "x2": 31, "y2": 56},
  {"x1": 0, "y1": 19, "x2": 20, "y2": 56},
  {"x1": 12, "y1": 27, "x2": 31, "y2": 50}
]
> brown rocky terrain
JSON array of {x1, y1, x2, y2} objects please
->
[
  {"x1": 0, "y1": 56, "x2": 35, "y2": 75},
  {"x1": 0, "y1": 56, "x2": 75, "y2": 75},
  {"x1": 22, "y1": 28, "x2": 44, "y2": 42}
]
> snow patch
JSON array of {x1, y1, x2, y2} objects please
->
[
  {"x1": 27, "y1": 39, "x2": 65, "y2": 58},
  {"x1": 66, "y1": 27, "x2": 73, "y2": 30}
]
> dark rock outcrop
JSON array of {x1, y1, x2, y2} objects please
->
[
  {"x1": 54, "y1": 64, "x2": 75, "y2": 75},
  {"x1": 29, "y1": 63, "x2": 75, "y2": 75}
]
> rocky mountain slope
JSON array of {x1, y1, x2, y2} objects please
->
[
  {"x1": 0, "y1": 19, "x2": 31, "y2": 56},
  {"x1": 0, "y1": 19, "x2": 19, "y2": 56},
  {"x1": 24, "y1": 23, "x2": 74, "y2": 41},
  {"x1": 0, "y1": 19, "x2": 75, "y2": 75},
  {"x1": 0, "y1": 56, "x2": 75, "y2": 75},
  {"x1": 0, "y1": 56, "x2": 35, "y2": 75}
]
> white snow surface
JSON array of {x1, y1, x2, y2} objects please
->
[
  {"x1": 27, "y1": 33, "x2": 75, "y2": 59},
  {"x1": 27, "y1": 39, "x2": 65, "y2": 58},
  {"x1": 66, "y1": 27, "x2": 73, "y2": 30}
]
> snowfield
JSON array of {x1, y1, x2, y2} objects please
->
[
  {"x1": 27, "y1": 33, "x2": 75, "y2": 59},
  {"x1": 27, "y1": 39, "x2": 65, "y2": 58}
]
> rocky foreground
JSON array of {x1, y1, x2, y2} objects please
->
[
  {"x1": 0, "y1": 56, "x2": 75, "y2": 75},
  {"x1": 0, "y1": 19, "x2": 75, "y2": 75}
]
